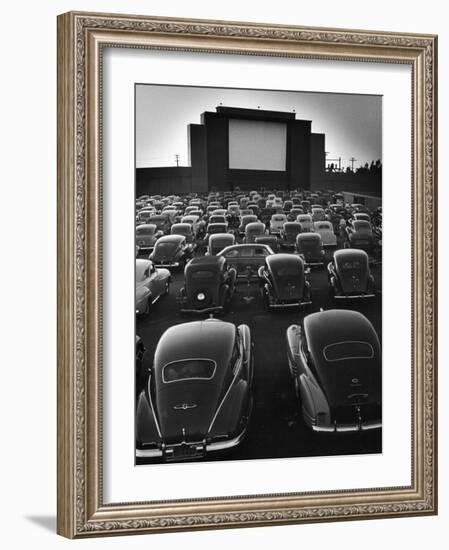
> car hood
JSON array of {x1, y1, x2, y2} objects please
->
[
  {"x1": 155, "y1": 381, "x2": 224, "y2": 444},
  {"x1": 152, "y1": 243, "x2": 179, "y2": 261}
]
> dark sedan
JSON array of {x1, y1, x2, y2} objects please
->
[
  {"x1": 328, "y1": 249, "x2": 375, "y2": 299},
  {"x1": 258, "y1": 254, "x2": 312, "y2": 309},
  {"x1": 136, "y1": 318, "x2": 253, "y2": 461},
  {"x1": 149, "y1": 234, "x2": 192, "y2": 268},
  {"x1": 286, "y1": 309, "x2": 381, "y2": 432},
  {"x1": 217, "y1": 243, "x2": 274, "y2": 281},
  {"x1": 179, "y1": 256, "x2": 236, "y2": 314}
]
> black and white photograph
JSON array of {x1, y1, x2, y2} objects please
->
[{"x1": 134, "y1": 84, "x2": 383, "y2": 465}]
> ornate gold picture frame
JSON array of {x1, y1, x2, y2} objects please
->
[{"x1": 57, "y1": 11, "x2": 437, "y2": 538}]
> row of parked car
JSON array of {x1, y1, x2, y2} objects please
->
[
  {"x1": 136, "y1": 246, "x2": 376, "y2": 316},
  {"x1": 136, "y1": 311, "x2": 381, "y2": 461}
]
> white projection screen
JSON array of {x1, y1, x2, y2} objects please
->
[{"x1": 228, "y1": 119, "x2": 287, "y2": 171}]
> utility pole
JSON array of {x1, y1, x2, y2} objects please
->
[
  {"x1": 349, "y1": 157, "x2": 357, "y2": 171},
  {"x1": 175, "y1": 154, "x2": 180, "y2": 167}
]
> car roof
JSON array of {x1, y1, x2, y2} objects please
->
[
  {"x1": 186, "y1": 255, "x2": 226, "y2": 270},
  {"x1": 304, "y1": 310, "x2": 379, "y2": 367},
  {"x1": 156, "y1": 234, "x2": 185, "y2": 244},
  {"x1": 334, "y1": 248, "x2": 369, "y2": 263},
  {"x1": 266, "y1": 253, "x2": 303, "y2": 267},
  {"x1": 154, "y1": 319, "x2": 236, "y2": 378}
]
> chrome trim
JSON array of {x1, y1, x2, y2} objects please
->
[
  {"x1": 311, "y1": 421, "x2": 382, "y2": 433},
  {"x1": 147, "y1": 375, "x2": 162, "y2": 439},
  {"x1": 333, "y1": 293, "x2": 375, "y2": 299},
  {"x1": 269, "y1": 300, "x2": 312, "y2": 309},
  {"x1": 206, "y1": 426, "x2": 247, "y2": 452},
  {"x1": 136, "y1": 447, "x2": 163, "y2": 458},
  {"x1": 180, "y1": 305, "x2": 224, "y2": 314}
]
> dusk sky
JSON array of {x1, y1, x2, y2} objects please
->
[{"x1": 135, "y1": 84, "x2": 382, "y2": 170}]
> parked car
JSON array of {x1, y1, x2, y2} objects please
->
[
  {"x1": 280, "y1": 221, "x2": 302, "y2": 249},
  {"x1": 135, "y1": 223, "x2": 162, "y2": 252},
  {"x1": 327, "y1": 249, "x2": 375, "y2": 299},
  {"x1": 258, "y1": 254, "x2": 312, "y2": 309},
  {"x1": 170, "y1": 222, "x2": 196, "y2": 248},
  {"x1": 311, "y1": 207, "x2": 326, "y2": 222},
  {"x1": 217, "y1": 243, "x2": 274, "y2": 280},
  {"x1": 136, "y1": 335, "x2": 146, "y2": 393},
  {"x1": 149, "y1": 234, "x2": 192, "y2": 268},
  {"x1": 269, "y1": 214, "x2": 288, "y2": 234},
  {"x1": 297, "y1": 214, "x2": 314, "y2": 232},
  {"x1": 135, "y1": 259, "x2": 171, "y2": 315},
  {"x1": 179, "y1": 256, "x2": 236, "y2": 314},
  {"x1": 345, "y1": 220, "x2": 375, "y2": 254},
  {"x1": 205, "y1": 222, "x2": 230, "y2": 243},
  {"x1": 313, "y1": 221, "x2": 337, "y2": 247},
  {"x1": 136, "y1": 318, "x2": 253, "y2": 460},
  {"x1": 206, "y1": 233, "x2": 235, "y2": 256},
  {"x1": 238, "y1": 214, "x2": 258, "y2": 235},
  {"x1": 181, "y1": 214, "x2": 202, "y2": 237},
  {"x1": 286, "y1": 309, "x2": 381, "y2": 432},
  {"x1": 296, "y1": 233, "x2": 325, "y2": 266},
  {"x1": 244, "y1": 221, "x2": 267, "y2": 244},
  {"x1": 147, "y1": 214, "x2": 171, "y2": 234}
]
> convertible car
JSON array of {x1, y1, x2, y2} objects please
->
[
  {"x1": 258, "y1": 254, "x2": 312, "y2": 309},
  {"x1": 327, "y1": 249, "x2": 375, "y2": 299},
  {"x1": 217, "y1": 243, "x2": 274, "y2": 281},
  {"x1": 149, "y1": 234, "x2": 192, "y2": 268},
  {"x1": 135, "y1": 259, "x2": 171, "y2": 315},
  {"x1": 136, "y1": 318, "x2": 253, "y2": 460},
  {"x1": 179, "y1": 256, "x2": 236, "y2": 314},
  {"x1": 296, "y1": 233, "x2": 325, "y2": 267},
  {"x1": 286, "y1": 309, "x2": 381, "y2": 432}
]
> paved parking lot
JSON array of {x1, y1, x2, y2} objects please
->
[{"x1": 136, "y1": 242, "x2": 382, "y2": 465}]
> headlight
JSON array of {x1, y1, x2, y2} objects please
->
[{"x1": 197, "y1": 292, "x2": 206, "y2": 301}]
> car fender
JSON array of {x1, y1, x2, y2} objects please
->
[
  {"x1": 208, "y1": 379, "x2": 250, "y2": 438},
  {"x1": 299, "y1": 375, "x2": 331, "y2": 428},
  {"x1": 135, "y1": 389, "x2": 161, "y2": 447},
  {"x1": 238, "y1": 324, "x2": 252, "y2": 376},
  {"x1": 286, "y1": 324, "x2": 301, "y2": 377}
]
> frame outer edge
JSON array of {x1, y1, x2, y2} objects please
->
[{"x1": 57, "y1": 12, "x2": 76, "y2": 539}]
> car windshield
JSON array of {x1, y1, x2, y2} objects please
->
[
  {"x1": 323, "y1": 341, "x2": 374, "y2": 362},
  {"x1": 136, "y1": 226, "x2": 156, "y2": 235},
  {"x1": 172, "y1": 226, "x2": 190, "y2": 236},
  {"x1": 316, "y1": 223, "x2": 331, "y2": 230},
  {"x1": 208, "y1": 224, "x2": 227, "y2": 234},
  {"x1": 353, "y1": 221, "x2": 371, "y2": 231},
  {"x1": 273, "y1": 216, "x2": 286, "y2": 221},
  {"x1": 162, "y1": 359, "x2": 216, "y2": 383}
]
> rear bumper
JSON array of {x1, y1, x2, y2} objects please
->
[
  {"x1": 136, "y1": 428, "x2": 246, "y2": 459},
  {"x1": 180, "y1": 305, "x2": 224, "y2": 314},
  {"x1": 269, "y1": 300, "x2": 312, "y2": 309},
  {"x1": 311, "y1": 420, "x2": 382, "y2": 433},
  {"x1": 333, "y1": 293, "x2": 375, "y2": 299},
  {"x1": 153, "y1": 261, "x2": 180, "y2": 268}
]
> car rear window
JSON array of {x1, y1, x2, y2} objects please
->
[
  {"x1": 136, "y1": 226, "x2": 156, "y2": 235},
  {"x1": 323, "y1": 341, "x2": 374, "y2": 362},
  {"x1": 162, "y1": 359, "x2": 216, "y2": 383}
]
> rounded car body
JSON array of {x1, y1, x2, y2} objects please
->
[
  {"x1": 280, "y1": 221, "x2": 302, "y2": 249},
  {"x1": 135, "y1": 259, "x2": 171, "y2": 315},
  {"x1": 297, "y1": 214, "x2": 314, "y2": 232},
  {"x1": 258, "y1": 254, "x2": 312, "y2": 309},
  {"x1": 135, "y1": 223, "x2": 162, "y2": 252},
  {"x1": 207, "y1": 233, "x2": 235, "y2": 256},
  {"x1": 345, "y1": 219, "x2": 374, "y2": 253},
  {"x1": 269, "y1": 214, "x2": 288, "y2": 234},
  {"x1": 313, "y1": 221, "x2": 337, "y2": 247},
  {"x1": 296, "y1": 233, "x2": 325, "y2": 266},
  {"x1": 179, "y1": 256, "x2": 236, "y2": 314},
  {"x1": 136, "y1": 319, "x2": 253, "y2": 460},
  {"x1": 286, "y1": 309, "x2": 381, "y2": 432},
  {"x1": 149, "y1": 234, "x2": 192, "y2": 268},
  {"x1": 327, "y1": 249, "x2": 375, "y2": 299},
  {"x1": 254, "y1": 235, "x2": 280, "y2": 253},
  {"x1": 244, "y1": 221, "x2": 267, "y2": 244}
]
